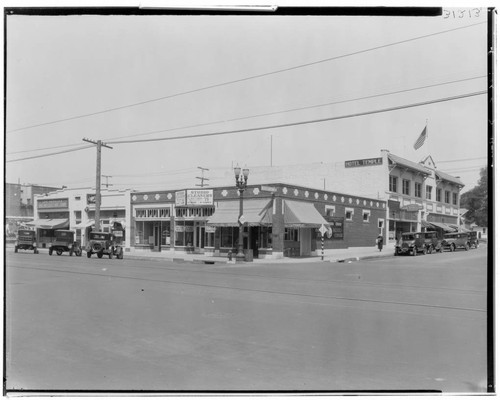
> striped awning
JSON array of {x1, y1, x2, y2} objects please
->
[
  {"x1": 26, "y1": 218, "x2": 69, "y2": 229},
  {"x1": 428, "y1": 222, "x2": 456, "y2": 232},
  {"x1": 74, "y1": 220, "x2": 95, "y2": 229},
  {"x1": 207, "y1": 199, "x2": 272, "y2": 227},
  {"x1": 284, "y1": 200, "x2": 329, "y2": 228}
]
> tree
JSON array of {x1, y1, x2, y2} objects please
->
[{"x1": 460, "y1": 167, "x2": 488, "y2": 227}]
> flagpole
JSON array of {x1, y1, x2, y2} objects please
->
[{"x1": 425, "y1": 119, "x2": 429, "y2": 159}]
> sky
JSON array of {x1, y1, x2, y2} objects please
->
[{"x1": 4, "y1": 5, "x2": 490, "y2": 193}]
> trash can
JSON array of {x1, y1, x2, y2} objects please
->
[{"x1": 244, "y1": 249, "x2": 254, "y2": 262}]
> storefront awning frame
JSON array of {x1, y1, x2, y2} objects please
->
[
  {"x1": 25, "y1": 218, "x2": 69, "y2": 230},
  {"x1": 283, "y1": 200, "x2": 329, "y2": 228},
  {"x1": 207, "y1": 198, "x2": 273, "y2": 227}
]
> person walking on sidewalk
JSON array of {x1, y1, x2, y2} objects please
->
[{"x1": 376, "y1": 235, "x2": 384, "y2": 252}]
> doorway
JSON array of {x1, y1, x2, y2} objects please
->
[{"x1": 153, "y1": 223, "x2": 161, "y2": 252}]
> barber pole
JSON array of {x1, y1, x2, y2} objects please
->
[{"x1": 319, "y1": 225, "x2": 328, "y2": 261}]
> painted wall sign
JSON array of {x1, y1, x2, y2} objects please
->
[
  {"x1": 38, "y1": 198, "x2": 69, "y2": 209},
  {"x1": 175, "y1": 191, "x2": 186, "y2": 206},
  {"x1": 186, "y1": 189, "x2": 213, "y2": 206},
  {"x1": 345, "y1": 157, "x2": 383, "y2": 168},
  {"x1": 401, "y1": 203, "x2": 424, "y2": 212}
]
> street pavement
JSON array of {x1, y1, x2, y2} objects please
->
[{"x1": 5, "y1": 247, "x2": 489, "y2": 393}]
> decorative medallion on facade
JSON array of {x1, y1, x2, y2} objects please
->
[
  {"x1": 155, "y1": 194, "x2": 160, "y2": 201},
  {"x1": 363, "y1": 200, "x2": 366, "y2": 206},
  {"x1": 132, "y1": 195, "x2": 137, "y2": 201},
  {"x1": 370, "y1": 201, "x2": 373, "y2": 206},
  {"x1": 314, "y1": 192, "x2": 319, "y2": 199},
  {"x1": 143, "y1": 195, "x2": 148, "y2": 201},
  {"x1": 356, "y1": 199, "x2": 360, "y2": 205},
  {"x1": 341, "y1": 196, "x2": 345, "y2": 202},
  {"x1": 294, "y1": 189, "x2": 299, "y2": 196},
  {"x1": 333, "y1": 195, "x2": 337, "y2": 201},
  {"x1": 376, "y1": 202, "x2": 380, "y2": 207},
  {"x1": 349, "y1": 198, "x2": 353, "y2": 204},
  {"x1": 324, "y1": 194, "x2": 328, "y2": 200},
  {"x1": 282, "y1": 187, "x2": 288, "y2": 194},
  {"x1": 304, "y1": 190, "x2": 309, "y2": 198},
  {"x1": 167, "y1": 193, "x2": 172, "y2": 200},
  {"x1": 221, "y1": 190, "x2": 228, "y2": 197},
  {"x1": 253, "y1": 187, "x2": 260, "y2": 195}
]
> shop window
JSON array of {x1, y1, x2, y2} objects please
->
[
  {"x1": 205, "y1": 226, "x2": 216, "y2": 248},
  {"x1": 284, "y1": 228, "x2": 299, "y2": 241},
  {"x1": 362, "y1": 210, "x2": 370, "y2": 222},
  {"x1": 426, "y1": 185, "x2": 432, "y2": 200},
  {"x1": 402, "y1": 179, "x2": 410, "y2": 195},
  {"x1": 345, "y1": 208, "x2": 354, "y2": 221},
  {"x1": 415, "y1": 182, "x2": 422, "y2": 198},
  {"x1": 174, "y1": 221, "x2": 194, "y2": 246},
  {"x1": 389, "y1": 176, "x2": 398, "y2": 192},
  {"x1": 221, "y1": 227, "x2": 238, "y2": 248}
]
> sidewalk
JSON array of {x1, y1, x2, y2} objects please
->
[
  {"x1": 123, "y1": 245, "x2": 396, "y2": 265},
  {"x1": 6, "y1": 243, "x2": 395, "y2": 265}
]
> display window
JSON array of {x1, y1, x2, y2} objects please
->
[
  {"x1": 175, "y1": 221, "x2": 194, "y2": 246},
  {"x1": 220, "y1": 227, "x2": 238, "y2": 248}
]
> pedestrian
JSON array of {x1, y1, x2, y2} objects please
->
[{"x1": 376, "y1": 235, "x2": 384, "y2": 252}]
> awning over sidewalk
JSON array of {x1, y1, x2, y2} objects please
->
[
  {"x1": 428, "y1": 221, "x2": 456, "y2": 232},
  {"x1": 74, "y1": 220, "x2": 95, "y2": 229},
  {"x1": 421, "y1": 220, "x2": 434, "y2": 229},
  {"x1": 207, "y1": 199, "x2": 272, "y2": 226},
  {"x1": 284, "y1": 200, "x2": 329, "y2": 228},
  {"x1": 26, "y1": 218, "x2": 69, "y2": 229}
]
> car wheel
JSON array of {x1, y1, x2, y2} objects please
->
[
  {"x1": 109, "y1": 252, "x2": 113, "y2": 259},
  {"x1": 49, "y1": 248, "x2": 53, "y2": 256},
  {"x1": 56, "y1": 249, "x2": 63, "y2": 256},
  {"x1": 87, "y1": 251, "x2": 92, "y2": 258},
  {"x1": 97, "y1": 252, "x2": 103, "y2": 259},
  {"x1": 76, "y1": 248, "x2": 82, "y2": 256},
  {"x1": 34, "y1": 249, "x2": 39, "y2": 254},
  {"x1": 14, "y1": 246, "x2": 18, "y2": 253},
  {"x1": 118, "y1": 249, "x2": 124, "y2": 259},
  {"x1": 412, "y1": 247, "x2": 417, "y2": 256},
  {"x1": 451, "y1": 243, "x2": 456, "y2": 252},
  {"x1": 465, "y1": 243, "x2": 469, "y2": 251},
  {"x1": 438, "y1": 246, "x2": 443, "y2": 253},
  {"x1": 69, "y1": 250, "x2": 73, "y2": 256},
  {"x1": 422, "y1": 247, "x2": 427, "y2": 255}
]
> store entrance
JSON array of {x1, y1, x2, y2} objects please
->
[
  {"x1": 153, "y1": 224, "x2": 161, "y2": 251},
  {"x1": 196, "y1": 224, "x2": 205, "y2": 251}
]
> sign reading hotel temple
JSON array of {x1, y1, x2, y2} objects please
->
[{"x1": 345, "y1": 157, "x2": 383, "y2": 168}]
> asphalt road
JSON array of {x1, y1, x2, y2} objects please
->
[{"x1": 5, "y1": 247, "x2": 489, "y2": 393}]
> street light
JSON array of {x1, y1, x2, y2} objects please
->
[{"x1": 234, "y1": 165, "x2": 249, "y2": 262}]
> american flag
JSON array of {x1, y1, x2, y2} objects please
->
[{"x1": 413, "y1": 126, "x2": 427, "y2": 150}]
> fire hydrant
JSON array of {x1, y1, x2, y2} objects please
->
[{"x1": 228, "y1": 251, "x2": 233, "y2": 261}]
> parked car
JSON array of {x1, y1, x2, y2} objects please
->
[
  {"x1": 395, "y1": 232, "x2": 427, "y2": 256},
  {"x1": 48, "y1": 230, "x2": 82, "y2": 256},
  {"x1": 423, "y1": 231, "x2": 443, "y2": 253},
  {"x1": 441, "y1": 232, "x2": 470, "y2": 252},
  {"x1": 86, "y1": 232, "x2": 124, "y2": 259},
  {"x1": 14, "y1": 229, "x2": 39, "y2": 254},
  {"x1": 468, "y1": 231, "x2": 479, "y2": 249}
]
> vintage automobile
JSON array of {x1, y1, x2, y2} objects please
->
[
  {"x1": 441, "y1": 232, "x2": 470, "y2": 252},
  {"x1": 86, "y1": 231, "x2": 124, "y2": 259},
  {"x1": 395, "y1": 232, "x2": 427, "y2": 256},
  {"x1": 468, "y1": 231, "x2": 480, "y2": 249},
  {"x1": 423, "y1": 231, "x2": 443, "y2": 253},
  {"x1": 48, "y1": 229, "x2": 82, "y2": 256},
  {"x1": 14, "y1": 229, "x2": 39, "y2": 254}
]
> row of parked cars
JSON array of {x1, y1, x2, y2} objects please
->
[
  {"x1": 13, "y1": 229, "x2": 124, "y2": 259},
  {"x1": 394, "y1": 230, "x2": 480, "y2": 256}
]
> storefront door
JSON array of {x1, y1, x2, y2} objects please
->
[
  {"x1": 196, "y1": 225, "x2": 205, "y2": 250},
  {"x1": 153, "y1": 224, "x2": 161, "y2": 252}
]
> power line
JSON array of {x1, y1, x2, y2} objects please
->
[
  {"x1": 436, "y1": 157, "x2": 487, "y2": 163},
  {"x1": 6, "y1": 144, "x2": 94, "y2": 163},
  {"x1": 7, "y1": 74, "x2": 486, "y2": 156},
  {"x1": 7, "y1": 21, "x2": 486, "y2": 134},
  {"x1": 6, "y1": 89, "x2": 487, "y2": 163},
  {"x1": 108, "y1": 90, "x2": 487, "y2": 145}
]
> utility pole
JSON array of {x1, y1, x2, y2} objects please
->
[
  {"x1": 83, "y1": 138, "x2": 113, "y2": 232},
  {"x1": 196, "y1": 166, "x2": 209, "y2": 188},
  {"x1": 102, "y1": 175, "x2": 113, "y2": 189}
]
